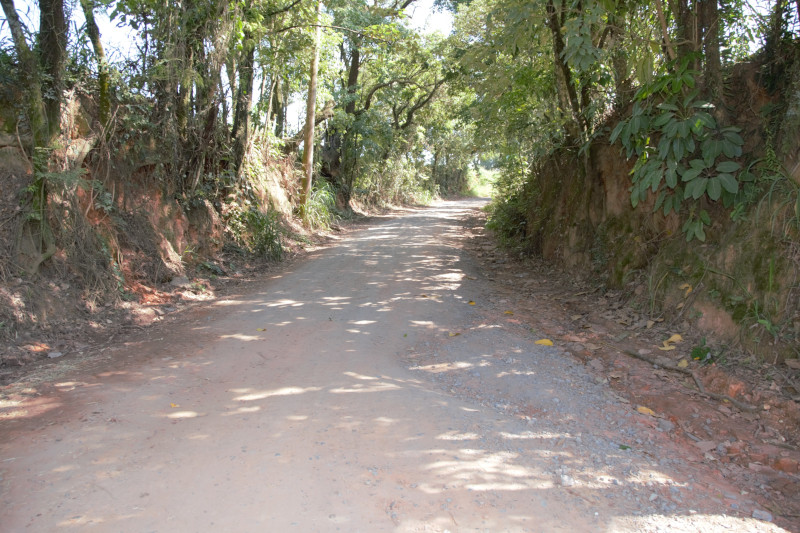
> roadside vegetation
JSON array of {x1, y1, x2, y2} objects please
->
[{"x1": 0, "y1": 0, "x2": 798, "y2": 366}]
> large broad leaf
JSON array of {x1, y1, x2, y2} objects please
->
[
  {"x1": 684, "y1": 177, "x2": 708, "y2": 199},
  {"x1": 716, "y1": 160, "x2": 741, "y2": 173},
  {"x1": 722, "y1": 129, "x2": 744, "y2": 145},
  {"x1": 689, "y1": 158, "x2": 707, "y2": 170},
  {"x1": 702, "y1": 138, "x2": 723, "y2": 166},
  {"x1": 630, "y1": 186, "x2": 640, "y2": 208},
  {"x1": 653, "y1": 111, "x2": 674, "y2": 128},
  {"x1": 610, "y1": 121, "x2": 626, "y2": 144},
  {"x1": 679, "y1": 120, "x2": 691, "y2": 138},
  {"x1": 673, "y1": 137, "x2": 685, "y2": 160},
  {"x1": 707, "y1": 177, "x2": 722, "y2": 200},
  {"x1": 646, "y1": 168, "x2": 663, "y2": 191},
  {"x1": 665, "y1": 166, "x2": 678, "y2": 188},
  {"x1": 695, "y1": 223, "x2": 706, "y2": 241},
  {"x1": 654, "y1": 191, "x2": 666, "y2": 211},
  {"x1": 681, "y1": 167, "x2": 703, "y2": 182},
  {"x1": 717, "y1": 173, "x2": 739, "y2": 193},
  {"x1": 658, "y1": 136, "x2": 672, "y2": 159}
]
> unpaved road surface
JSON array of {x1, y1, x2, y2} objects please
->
[{"x1": 0, "y1": 200, "x2": 789, "y2": 531}]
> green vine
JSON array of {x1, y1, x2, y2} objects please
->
[{"x1": 610, "y1": 60, "x2": 755, "y2": 241}]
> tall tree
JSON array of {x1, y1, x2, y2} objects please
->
[
  {"x1": 0, "y1": 0, "x2": 49, "y2": 146},
  {"x1": 80, "y1": 0, "x2": 111, "y2": 125},
  {"x1": 39, "y1": 0, "x2": 68, "y2": 139},
  {"x1": 300, "y1": 0, "x2": 323, "y2": 215}
]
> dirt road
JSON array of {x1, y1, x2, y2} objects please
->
[{"x1": 0, "y1": 200, "x2": 788, "y2": 531}]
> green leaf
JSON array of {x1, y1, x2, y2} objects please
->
[
  {"x1": 707, "y1": 177, "x2": 721, "y2": 200},
  {"x1": 738, "y1": 171, "x2": 756, "y2": 183},
  {"x1": 665, "y1": 166, "x2": 678, "y2": 188},
  {"x1": 664, "y1": 120, "x2": 678, "y2": 138},
  {"x1": 649, "y1": 169, "x2": 663, "y2": 191},
  {"x1": 695, "y1": 111, "x2": 715, "y2": 129},
  {"x1": 689, "y1": 158, "x2": 707, "y2": 170},
  {"x1": 685, "y1": 177, "x2": 708, "y2": 199},
  {"x1": 673, "y1": 138, "x2": 684, "y2": 160},
  {"x1": 695, "y1": 223, "x2": 706, "y2": 241},
  {"x1": 700, "y1": 209, "x2": 711, "y2": 225},
  {"x1": 716, "y1": 160, "x2": 740, "y2": 173},
  {"x1": 681, "y1": 167, "x2": 702, "y2": 182},
  {"x1": 722, "y1": 141, "x2": 741, "y2": 158},
  {"x1": 679, "y1": 120, "x2": 691, "y2": 138},
  {"x1": 653, "y1": 111, "x2": 674, "y2": 127},
  {"x1": 610, "y1": 121, "x2": 626, "y2": 144},
  {"x1": 693, "y1": 178, "x2": 709, "y2": 199},
  {"x1": 722, "y1": 129, "x2": 744, "y2": 145},
  {"x1": 686, "y1": 136, "x2": 695, "y2": 154},
  {"x1": 657, "y1": 103, "x2": 679, "y2": 111},
  {"x1": 717, "y1": 173, "x2": 739, "y2": 193},
  {"x1": 654, "y1": 191, "x2": 666, "y2": 211},
  {"x1": 663, "y1": 196, "x2": 673, "y2": 215},
  {"x1": 702, "y1": 139, "x2": 723, "y2": 164},
  {"x1": 630, "y1": 187, "x2": 640, "y2": 208},
  {"x1": 658, "y1": 136, "x2": 672, "y2": 159}
]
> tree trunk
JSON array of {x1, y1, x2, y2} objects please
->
[
  {"x1": 545, "y1": 0, "x2": 583, "y2": 139},
  {"x1": 700, "y1": 0, "x2": 722, "y2": 101},
  {"x1": 0, "y1": 0, "x2": 48, "y2": 146},
  {"x1": 300, "y1": 1, "x2": 322, "y2": 216},
  {"x1": 344, "y1": 48, "x2": 361, "y2": 115},
  {"x1": 1, "y1": 0, "x2": 61, "y2": 273},
  {"x1": 80, "y1": 0, "x2": 110, "y2": 125},
  {"x1": 609, "y1": 9, "x2": 631, "y2": 108},
  {"x1": 232, "y1": 31, "x2": 256, "y2": 177},
  {"x1": 668, "y1": 0, "x2": 697, "y2": 66},
  {"x1": 273, "y1": 77, "x2": 287, "y2": 137},
  {"x1": 38, "y1": 0, "x2": 68, "y2": 139},
  {"x1": 654, "y1": 0, "x2": 677, "y2": 62}
]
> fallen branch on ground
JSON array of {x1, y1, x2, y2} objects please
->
[{"x1": 619, "y1": 347, "x2": 759, "y2": 413}]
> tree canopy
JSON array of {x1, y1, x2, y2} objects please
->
[{"x1": 0, "y1": 0, "x2": 798, "y2": 246}]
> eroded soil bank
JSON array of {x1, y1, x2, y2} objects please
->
[{"x1": 1, "y1": 199, "x2": 797, "y2": 531}]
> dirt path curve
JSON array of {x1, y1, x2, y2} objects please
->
[{"x1": 0, "y1": 199, "x2": 788, "y2": 532}]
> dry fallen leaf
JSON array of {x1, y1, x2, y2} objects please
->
[
  {"x1": 785, "y1": 359, "x2": 800, "y2": 370},
  {"x1": 504, "y1": 311, "x2": 514, "y2": 315},
  {"x1": 449, "y1": 332, "x2": 461, "y2": 337},
  {"x1": 657, "y1": 333, "x2": 683, "y2": 351},
  {"x1": 646, "y1": 320, "x2": 655, "y2": 329},
  {"x1": 679, "y1": 283, "x2": 693, "y2": 297},
  {"x1": 535, "y1": 339, "x2": 554, "y2": 346},
  {"x1": 170, "y1": 403, "x2": 179, "y2": 408},
  {"x1": 256, "y1": 328, "x2": 266, "y2": 331},
  {"x1": 468, "y1": 301, "x2": 476, "y2": 305},
  {"x1": 677, "y1": 359, "x2": 689, "y2": 368},
  {"x1": 636, "y1": 406, "x2": 656, "y2": 416},
  {"x1": 420, "y1": 294, "x2": 428, "y2": 298}
]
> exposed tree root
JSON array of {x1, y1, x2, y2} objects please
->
[{"x1": 621, "y1": 348, "x2": 760, "y2": 413}]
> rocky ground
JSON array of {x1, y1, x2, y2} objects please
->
[{"x1": 439, "y1": 206, "x2": 800, "y2": 529}]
